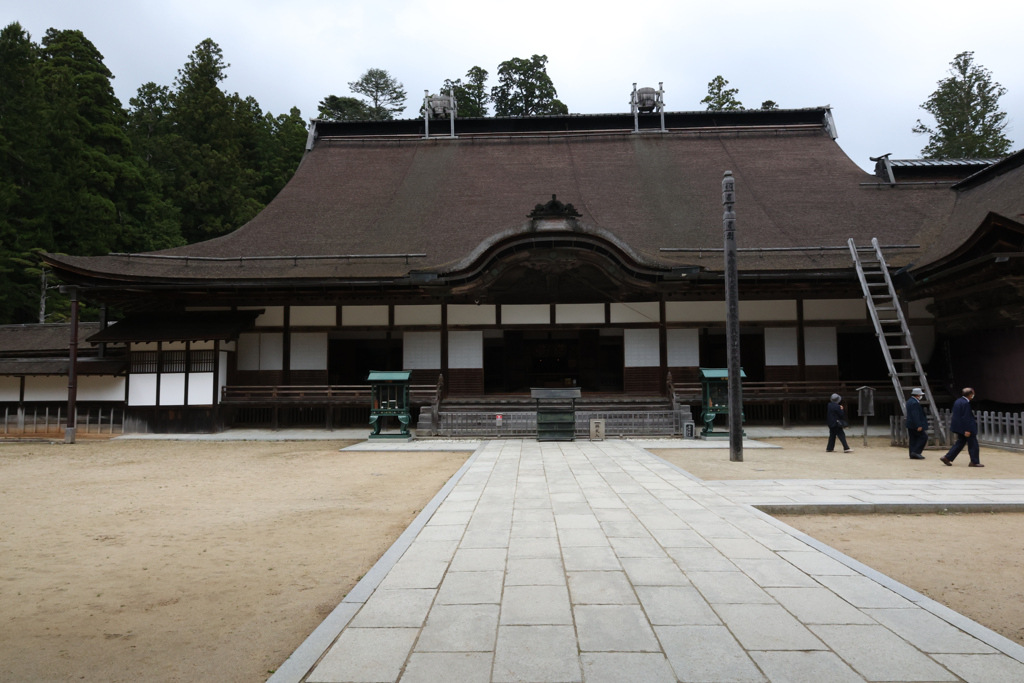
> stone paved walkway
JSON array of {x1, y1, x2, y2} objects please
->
[{"x1": 282, "y1": 440, "x2": 1024, "y2": 683}]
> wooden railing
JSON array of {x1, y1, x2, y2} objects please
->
[
  {"x1": 669, "y1": 379, "x2": 946, "y2": 403},
  {"x1": 221, "y1": 383, "x2": 440, "y2": 405}
]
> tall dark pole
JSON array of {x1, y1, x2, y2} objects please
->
[
  {"x1": 722, "y1": 171, "x2": 743, "y2": 461},
  {"x1": 65, "y1": 286, "x2": 79, "y2": 444}
]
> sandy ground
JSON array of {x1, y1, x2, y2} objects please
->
[
  {"x1": 781, "y1": 512, "x2": 1024, "y2": 647},
  {"x1": 0, "y1": 440, "x2": 468, "y2": 683},
  {"x1": 652, "y1": 436, "x2": 1024, "y2": 480}
]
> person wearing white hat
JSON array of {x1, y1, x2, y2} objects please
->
[{"x1": 905, "y1": 388, "x2": 928, "y2": 460}]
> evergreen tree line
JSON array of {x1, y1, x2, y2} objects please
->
[{"x1": 0, "y1": 24, "x2": 307, "y2": 324}]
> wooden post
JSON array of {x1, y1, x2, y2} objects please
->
[
  {"x1": 65, "y1": 286, "x2": 79, "y2": 443},
  {"x1": 722, "y1": 171, "x2": 742, "y2": 462}
]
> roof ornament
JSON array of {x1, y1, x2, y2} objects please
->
[
  {"x1": 528, "y1": 194, "x2": 582, "y2": 219},
  {"x1": 423, "y1": 89, "x2": 457, "y2": 139},
  {"x1": 630, "y1": 83, "x2": 667, "y2": 133}
]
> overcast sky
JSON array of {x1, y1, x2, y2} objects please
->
[{"x1": 7, "y1": 1, "x2": 1022, "y2": 172}]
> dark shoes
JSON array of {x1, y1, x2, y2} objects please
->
[
  {"x1": 969, "y1": 462, "x2": 985, "y2": 467},
  {"x1": 940, "y1": 456, "x2": 952, "y2": 466},
  {"x1": 909, "y1": 454, "x2": 925, "y2": 460}
]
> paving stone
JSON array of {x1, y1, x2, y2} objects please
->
[
  {"x1": 505, "y1": 557, "x2": 566, "y2": 586},
  {"x1": 575, "y1": 604, "x2": 661, "y2": 652},
  {"x1": 513, "y1": 508, "x2": 554, "y2": 523},
  {"x1": 460, "y1": 528, "x2": 511, "y2": 549},
  {"x1": 599, "y1": 520, "x2": 651, "y2": 537},
  {"x1": 810, "y1": 624, "x2": 958, "y2": 681},
  {"x1": 500, "y1": 584, "x2": 573, "y2": 625},
  {"x1": 814, "y1": 575, "x2": 916, "y2": 609},
  {"x1": 619, "y1": 557, "x2": 689, "y2": 585},
  {"x1": 557, "y1": 528, "x2": 611, "y2": 547},
  {"x1": 554, "y1": 513, "x2": 601, "y2": 529},
  {"x1": 399, "y1": 652, "x2": 493, "y2": 683},
  {"x1": 592, "y1": 508, "x2": 638, "y2": 522},
  {"x1": 687, "y1": 521, "x2": 749, "y2": 539},
  {"x1": 765, "y1": 587, "x2": 875, "y2": 624},
  {"x1": 437, "y1": 570, "x2": 504, "y2": 604},
  {"x1": 651, "y1": 528, "x2": 711, "y2": 547},
  {"x1": 777, "y1": 550, "x2": 858, "y2": 576},
  {"x1": 510, "y1": 521, "x2": 558, "y2": 538},
  {"x1": 402, "y1": 533, "x2": 461, "y2": 557},
  {"x1": 567, "y1": 571, "x2": 638, "y2": 604},
  {"x1": 864, "y1": 609, "x2": 997, "y2": 654},
  {"x1": 609, "y1": 536, "x2": 667, "y2": 558},
  {"x1": 579, "y1": 653, "x2": 676, "y2": 683},
  {"x1": 714, "y1": 603, "x2": 826, "y2": 650},
  {"x1": 416, "y1": 603, "x2": 500, "y2": 652},
  {"x1": 636, "y1": 513, "x2": 688, "y2": 530},
  {"x1": 350, "y1": 589, "x2": 437, "y2": 628},
  {"x1": 666, "y1": 547, "x2": 737, "y2": 572},
  {"x1": 931, "y1": 654, "x2": 1024, "y2": 683},
  {"x1": 416, "y1": 525, "x2": 467, "y2": 542},
  {"x1": 428, "y1": 510, "x2": 475, "y2": 526},
  {"x1": 508, "y1": 535, "x2": 561, "y2": 559},
  {"x1": 635, "y1": 585, "x2": 721, "y2": 625},
  {"x1": 749, "y1": 651, "x2": 866, "y2": 683},
  {"x1": 308, "y1": 627, "x2": 419, "y2": 683},
  {"x1": 562, "y1": 545, "x2": 621, "y2": 571},
  {"x1": 513, "y1": 497, "x2": 552, "y2": 509},
  {"x1": 449, "y1": 548, "x2": 507, "y2": 572},
  {"x1": 492, "y1": 625, "x2": 582, "y2": 682},
  {"x1": 687, "y1": 571, "x2": 774, "y2": 604},
  {"x1": 752, "y1": 533, "x2": 814, "y2": 552},
  {"x1": 707, "y1": 537, "x2": 776, "y2": 559},
  {"x1": 379, "y1": 560, "x2": 450, "y2": 589},
  {"x1": 586, "y1": 497, "x2": 628, "y2": 509},
  {"x1": 656, "y1": 625, "x2": 766, "y2": 683},
  {"x1": 730, "y1": 558, "x2": 819, "y2": 587}
]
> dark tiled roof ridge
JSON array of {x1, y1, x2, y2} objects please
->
[{"x1": 952, "y1": 148, "x2": 1024, "y2": 190}]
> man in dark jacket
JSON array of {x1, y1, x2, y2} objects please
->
[
  {"x1": 905, "y1": 388, "x2": 928, "y2": 460},
  {"x1": 826, "y1": 393, "x2": 853, "y2": 453},
  {"x1": 940, "y1": 388, "x2": 982, "y2": 467}
]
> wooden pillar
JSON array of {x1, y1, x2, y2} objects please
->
[
  {"x1": 658, "y1": 300, "x2": 668, "y2": 395},
  {"x1": 65, "y1": 287, "x2": 79, "y2": 443},
  {"x1": 440, "y1": 304, "x2": 449, "y2": 387},
  {"x1": 282, "y1": 306, "x2": 291, "y2": 385}
]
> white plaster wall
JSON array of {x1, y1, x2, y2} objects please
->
[
  {"x1": 164, "y1": 341, "x2": 187, "y2": 351},
  {"x1": 610, "y1": 302, "x2": 660, "y2": 323},
  {"x1": 448, "y1": 305, "x2": 495, "y2": 325},
  {"x1": 740, "y1": 300, "x2": 797, "y2": 321},
  {"x1": 502, "y1": 304, "x2": 549, "y2": 325},
  {"x1": 259, "y1": 333, "x2": 283, "y2": 371},
  {"x1": 128, "y1": 374, "x2": 157, "y2": 406},
  {"x1": 804, "y1": 327, "x2": 838, "y2": 365},
  {"x1": 403, "y1": 331, "x2": 441, "y2": 369},
  {"x1": 342, "y1": 305, "x2": 389, "y2": 326},
  {"x1": 394, "y1": 305, "x2": 441, "y2": 326},
  {"x1": 290, "y1": 306, "x2": 336, "y2": 326},
  {"x1": 0, "y1": 376, "x2": 20, "y2": 401},
  {"x1": 79, "y1": 376, "x2": 126, "y2": 401},
  {"x1": 188, "y1": 373, "x2": 214, "y2": 406},
  {"x1": 666, "y1": 329, "x2": 699, "y2": 367},
  {"x1": 911, "y1": 325, "x2": 936, "y2": 363},
  {"x1": 556, "y1": 304, "x2": 604, "y2": 324},
  {"x1": 449, "y1": 331, "x2": 483, "y2": 369},
  {"x1": 909, "y1": 298, "x2": 935, "y2": 319},
  {"x1": 624, "y1": 329, "x2": 660, "y2": 367},
  {"x1": 130, "y1": 342, "x2": 158, "y2": 352},
  {"x1": 23, "y1": 376, "x2": 67, "y2": 401},
  {"x1": 237, "y1": 333, "x2": 260, "y2": 371},
  {"x1": 290, "y1": 333, "x2": 328, "y2": 370},
  {"x1": 764, "y1": 328, "x2": 799, "y2": 366},
  {"x1": 666, "y1": 301, "x2": 723, "y2": 322},
  {"x1": 191, "y1": 340, "x2": 215, "y2": 351},
  {"x1": 160, "y1": 373, "x2": 186, "y2": 406},
  {"x1": 804, "y1": 299, "x2": 866, "y2": 321}
]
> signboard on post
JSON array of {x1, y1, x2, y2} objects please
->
[{"x1": 857, "y1": 386, "x2": 875, "y2": 446}]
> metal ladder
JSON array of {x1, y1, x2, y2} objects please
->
[{"x1": 849, "y1": 237, "x2": 946, "y2": 444}]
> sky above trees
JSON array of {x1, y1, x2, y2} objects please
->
[{"x1": 8, "y1": 0, "x2": 1021, "y2": 170}]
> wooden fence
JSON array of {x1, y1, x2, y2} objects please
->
[
  {"x1": 2, "y1": 404, "x2": 124, "y2": 436},
  {"x1": 891, "y1": 409, "x2": 1024, "y2": 450}
]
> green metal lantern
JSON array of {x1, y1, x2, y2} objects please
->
[
  {"x1": 699, "y1": 367, "x2": 746, "y2": 438},
  {"x1": 367, "y1": 370, "x2": 412, "y2": 439}
]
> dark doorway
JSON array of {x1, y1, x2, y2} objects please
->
[
  {"x1": 703, "y1": 329, "x2": 766, "y2": 382},
  {"x1": 837, "y1": 331, "x2": 889, "y2": 382},
  {"x1": 483, "y1": 330, "x2": 624, "y2": 393},
  {"x1": 329, "y1": 336, "x2": 401, "y2": 384}
]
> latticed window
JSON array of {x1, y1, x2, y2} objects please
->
[
  {"x1": 130, "y1": 351, "x2": 158, "y2": 373},
  {"x1": 161, "y1": 350, "x2": 186, "y2": 373},
  {"x1": 189, "y1": 350, "x2": 215, "y2": 372}
]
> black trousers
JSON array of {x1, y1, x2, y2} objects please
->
[
  {"x1": 908, "y1": 429, "x2": 928, "y2": 457},
  {"x1": 827, "y1": 425, "x2": 850, "y2": 451},
  {"x1": 944, "y1": 432, "x2": 980, "y2": 464}
]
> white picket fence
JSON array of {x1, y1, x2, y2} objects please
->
[{"x1": 891, "y1": 408, "x2": 1024, "y2": 450}]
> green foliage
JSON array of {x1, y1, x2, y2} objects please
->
[
  {"x1": 912, "y1": 51, "x2": 1012, "y2": 159},
  {"x1": 347, "y1": 68, "x2": 407, "y2": 120},
  {"x1": 317, "y1": 95, "x2": 369, "y2": 121},
  {"x1": 442, "y1": 66, "x2": 490, "y2": 117},
  {"x1": 701, "y1": 76, "x2": 743, "y2": 111},
  {"x1": 761, "y1": 100, "x2": 778, "y2": 110},
  {"x1": 491, "y1": 55, "x2": 568, "y2": 117}
]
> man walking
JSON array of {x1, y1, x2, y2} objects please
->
[
  {"x1": 905, "y1": 388, "x2": 928, "y2": 460},
  {"x1": 826, "y1": 393, "x2": 853, "y2": 453},
  {"x1": 941, "y1": 388, "x2": 983, "y2": 467}
]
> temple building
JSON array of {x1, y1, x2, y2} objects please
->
[{"x1": 37, "y1": 106, "x2": 1024, "y2": 433}]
